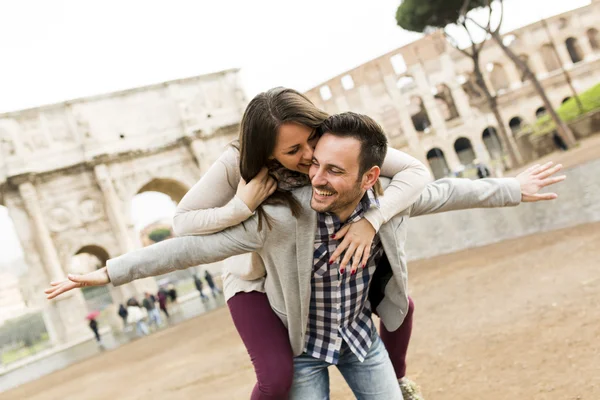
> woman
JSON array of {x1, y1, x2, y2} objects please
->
[{"x1": 46, "y1": 87, "x2": 430, "y2": 399}]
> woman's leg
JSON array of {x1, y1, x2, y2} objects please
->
[
  {"x1": 228, "y1": 291, "x2": 294, "y2": 400},
  {"x1": 379, "y1": 296, "x2": 415, "y2": 379}
]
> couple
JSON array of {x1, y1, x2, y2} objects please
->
[{"x1": 46, "y1": 88, "x2": 564, "y2": 399}]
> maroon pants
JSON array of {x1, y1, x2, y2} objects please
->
[{"x1": 228, "y1": 291, "x2": 414, "y2": 400}]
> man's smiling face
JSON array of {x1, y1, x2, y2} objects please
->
[{"x1": 308, "y1": 133, "x2": 365, "y2": 220}]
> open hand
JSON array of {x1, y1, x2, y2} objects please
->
[
  {"x1": 516, "y1": 161, "x2": 566, "y2": 202},
  {"x1": 45, "y1": 267, "x2": 110, "y2": 300},
  {"x1": 236, "y1": 167, "x2": 278, "y2": 211},
  {"x1": 328, "y1": 219, "x2": 376, "y2": 275}
]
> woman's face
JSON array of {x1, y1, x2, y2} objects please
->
[{"x1": 271, "y1": 122, "x2": 319, "y2": 174}]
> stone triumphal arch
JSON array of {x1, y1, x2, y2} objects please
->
[{"x1": 0, "y1": 69, "x2": 245, "y2": 344}]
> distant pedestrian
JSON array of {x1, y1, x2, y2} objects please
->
[
  {"x1": 204, "y1": 270, "x2": 222, "y2": 297},
  {"x1": 127, "y1": 303, "x2": 149, "y2": 337},
  {"x1": 475, "y1": 160, "x2": 491, "y2": 179},
  {"x1": 118, "y1": 304, "x2": 128, "y2": 327},
  {"x1": 167, "y1": 284, "x2": 178, "y2": 303},
  {"x1": 194, "y1": 275, "x2": 207, "y2": 300},
  {"x1": 553, "y1": 132, "x2": 568, "y2": 151},
  {"x1": 143, "y1": 292, "x2": 162, "y2": 328},
  {"x1": 157, "y1": 288, "x2": 170, "y2": 319},
  {"x1": 89, "y1": 318, "x2": 101, "y2": 343}
]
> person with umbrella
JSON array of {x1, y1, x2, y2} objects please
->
[{"x1": 86, "y1": 311, "x2": 102, "y2": 344}]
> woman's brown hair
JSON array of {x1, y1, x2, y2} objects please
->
[{"x1": 237, "y1": 87, "x2": 328, "y2": 229}]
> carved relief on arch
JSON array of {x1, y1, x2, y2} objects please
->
[
  {"x1": 79, "y1": 198, "x2": 104, "y2": 223},
  {"x1": 0, "y1": 127, "x2": 16, "y2": 156},
  {"x1": 47, "y1": 207, "x2": 72, "y2": 232}
]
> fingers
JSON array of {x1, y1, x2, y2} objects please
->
[
  {"x1": 524, "y1": 163, "x2": 541, "y2": 174},
  {"x1": 536, "y1": 163, "x2": 562, "y2": 179},
  {"x1": 526, "y1": 192, "x2": 558, "y2": 202},
  {"x1": 532, "y1": 161, "x2": 554, "y2": 175},
  {"x1": 333, "y1": 225, "x2": 350, "y2": 241},
  {"x1": 46, "y1": 281, "x2": 77, "y2": 300},
  {"x1": 360, "y1": 246, "x2": 372, "y2": 271},
  {"x1": 257, "y1": 167, "x2": 270, "y2": 183},
  {"x1": 267, "y1": 179, "x2": 277, "y2": 196},
  {"x1": 349, "y1": 246, "x2": 365, "y2": 275},
  {"x1": 539, "y1": 175, "x2": 566, "y2": 187},
  {"x1": 339, "y1": 242, "x2": 358, "y2": 274},
  {"x1": 329, "y1": 237, "x2": 349, "y2": 266}
]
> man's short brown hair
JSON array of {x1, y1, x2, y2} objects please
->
[{"x1": 318, "y1": 112, "x2": 388, "y2": 177}]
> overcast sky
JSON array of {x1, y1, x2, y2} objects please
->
[{"x1": 0, "y1": 0, "x2": 591, "y2": 264}]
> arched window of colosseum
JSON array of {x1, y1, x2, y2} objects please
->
[
  {"x1": 397, "y1": 75, "x2": 416, "y2": 93},
  {"x1": 71, "y1": 245, "x2": 114, "y2": 311},
  {"x1": 454, "y1": 137, "x2": 476, "y2": 166},
  {"x1": 540, "y1": 44, "x2": 561, "y2": 72},
  {"x1": 390, "y1": 54, "x2": 408, "y2": 75},
  {"x1": 426, "y1": 148, "x2": 449, "y2": 179},
  {"x1": 341, "y1": 75, "x2": 355, "y2": 90},
  {"x1": 565, "y1": 37, "x2": 584, "y2": 63},
  {"x1": 518, "y1": 54, "x2": 533, "y2": 82},
  {"x1": 535, "y1": 107, "x2": 547, "y2": 119},
  {"x1": 434, "y1": 84, "x2": 459, "y2": 121},
  {"x1": 509, "y1": 116, "x2": 524, "y2": 134},
  {"x1": 319, "y1": 85, "x2": 332, "y2": 101},
  {"x1": 588, "y1": 28, "x2": 600, "y2": 51},
  {"x1": 562, "y1": 96, "x2": 572, "y2": 104},
  {"x1": 487, "y1": 63, "x2": 510, "y2": 92},
  {"x1": 482, "y1": 127, "x2": 503, "y2": 160},
  {"x1": 408, "y1": 96, "x2": 431, "y2": 133}
]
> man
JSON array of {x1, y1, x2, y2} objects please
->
[
  {"x1": 204, "y1": 269, "x2": 222, "y2": 297},
  {"x1": 193, "y1": 274, "x2": 208, "y2": 301},
  {"x1": 46, "y1": 112, "x2": 564, "y2": 399},
  {"x1": 143, "y1": 292, "x2": 162, "y2": 328}
]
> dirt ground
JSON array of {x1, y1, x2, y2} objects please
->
[{"x1": 3, "y1": 221, "x2": 599, "y2": 400}]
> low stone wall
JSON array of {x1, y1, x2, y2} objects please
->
[
  {"x1": 405, "y1": 158, "x2": 600, "y2": 261},
  {"x1": 570, "y1": 110, "x2": 600, "y2": 139}
]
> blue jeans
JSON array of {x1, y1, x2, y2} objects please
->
[{"x1": 290, "y1": 331, "x2": 403, "y2": 400}]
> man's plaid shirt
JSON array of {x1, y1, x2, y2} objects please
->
[{"x1": 304, "y1": 190, "x2": 384, "y2": 364}]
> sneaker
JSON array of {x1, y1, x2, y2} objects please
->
[{"x1": 398, "y1": 377, "x2": 424, "y2": 400}]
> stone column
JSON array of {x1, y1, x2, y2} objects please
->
[
  {"x1": 529, "y1": 53, "x2": 549, "y2": 78},
  {"x1": 439, "y1": 54, "x2": 473, "y2": 121},
  {"x1": 357, "y1": 85, "x2": 378, "y2": 117},
  {"x1": 382, "y1": 75, "x2": 423, "y2": 157},
  {"x1": 578, "y1": 35, "x2": 594, "y2": 60},
  {"x1": 411, "y1": 65, "x2": 447, "y2": 137},
  {"x1": 94, "y1": 164, "x2": 156, "y2": 298},
  {"x1": 19, "y1": 181, "x2": 89, "y2": 344},
  {"x1": 94, "y1": 165, "x2": 135, "y2": 253},
  {"x1": 333, "y1": 95, "x2": 351, "y2": 113},
  {"x1": 505, "y1": 64, "x2": 524, "y2": 89},
  {"x1": 556, "y1": 44, "x2": 572, "y2": 68},
  {"x1": 19, "y1": 182, "x2": 65, "y2": 283}
]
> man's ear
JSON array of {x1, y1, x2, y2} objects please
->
[{"x1": 361, "y1": 166, "x2": 381, "y2": 190}]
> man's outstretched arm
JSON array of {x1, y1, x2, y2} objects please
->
[
  {"x1": 409, "y1": 162, "x2": 565, "y2": 217},
  {"x1": 45, "y1": 216, "x2": 266, "y2": 299}
]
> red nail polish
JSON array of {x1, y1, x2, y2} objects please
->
[
  {"x1": 362, "y1": 264, "x2": 366, "y2": 269},
  {"x1": 331, "y1": 235, "x2": 336, "y2": 239},
  {"x1": 340, "y1": 268, "x2": 345, "y2": 274},
  {"x1": 329, "y1": 260, "x2": 333, "y2": 265},
  {"x1": 351, "y1": 269, "x2": 356, "y2": 275}
]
